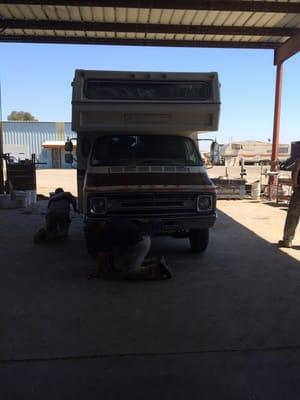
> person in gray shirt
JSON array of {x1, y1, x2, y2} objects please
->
[{"x1": 34, "y1": 188, "x2": 79, "y2": 243}]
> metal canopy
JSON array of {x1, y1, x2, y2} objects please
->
[
  {"x1": 0, "y1": 0, "x2": 300, "y2": 188},
  {"x1": 0, "y1": 0, "x2": 300, "y2": 53}
]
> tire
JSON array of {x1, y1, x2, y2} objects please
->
[
  {"x1": 189, "y1": 229, "x2": 209, "y2": 253},
  {"x1": 84, "y1": 225, "x2": 99, "y2": 257}
]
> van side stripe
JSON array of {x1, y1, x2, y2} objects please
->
[
  {"x1": 86, "y1": 185, "x2": 216, "y2": 192},
  {"x1": 86, "y1": 172, "x2": 213, "y2": 186}
]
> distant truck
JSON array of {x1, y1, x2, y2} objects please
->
[{"x1": 66, "y1": 70, "x2": 221, "y2": 253}]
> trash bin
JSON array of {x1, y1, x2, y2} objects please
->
[
  {"x1": 27, "y1": 190, "x2": 37, "y2": 205},
  {"x1": 251, "y1": 180, "x2": 261, "y2": 200},
  {"x1": 0, "y1": 194, "x2": 11, "y2": 209},
  {"x1": 14, "y1": 191, "x2": 29, "y2": 207}
]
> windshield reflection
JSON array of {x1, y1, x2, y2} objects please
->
[{"x1": 91, "y1": 135, "x2": 203, "y2": 167}]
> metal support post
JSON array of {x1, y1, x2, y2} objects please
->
[
  {"x1": 0, "y1": 126, "x2": 4, "y2": 194},
  {"x1": 0, "y1": 87, "x2": 4, "y2": 193},
  {"x1": 271, "y1": 61, "x2": 283, "y2": 172}
]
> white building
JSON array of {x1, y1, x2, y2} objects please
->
[{"x1": 3, "y1": 121, "x2": 77, "y2": 168}]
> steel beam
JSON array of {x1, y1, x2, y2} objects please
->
[
  {"x1": 274, "y1": 32, "x2": 300, "y2": 65},
  {"x1": 0, "y1": 86, "x2": 3, "y2": 194},
  {"x1": 0, "y1": 125, "x2": 3, "y2": 194},
  {"x1": 0, "y1": 1, "x2": 300, "y2": 13},
  {"x1": 271, "y1": 62, "x2": 283, "y2": 173},
  {"x1": 0, "y1": 34, "x2": 280, "y2": 49},
  {"x1": 0, "y1": 19, "x2": 298, "y2": 37}
]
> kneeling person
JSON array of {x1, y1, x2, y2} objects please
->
[
  {"x1": 88, "y1": 219, "x2": 171, "y2": 280},
  {"x1": 34, "y1": 188, "x2": 79, "y2": 243}
]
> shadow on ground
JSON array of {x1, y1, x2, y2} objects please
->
[{"x1": 1, "y1": 207, "x2": 300, "y2": 399}]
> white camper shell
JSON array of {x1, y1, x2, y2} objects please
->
[
  {"x1": 70, "y1": 70, "x2": 220, "y2": 254},
  {"x1": 72, "y1": 70, "x2": 220, "y2": 134}
]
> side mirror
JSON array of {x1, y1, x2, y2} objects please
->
[
  {"x1": 64, "y1": 141, "x2": 74, "y2": 152},
  {"x1": 65, "y1": 153, "x2": 74, "y2": 164},
  {"x1": 210, "y1": 140, "x2": 217, "y2": 153}
]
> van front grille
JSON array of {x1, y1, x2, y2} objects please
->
[{"x1": 106, "y1": 193, "x2": 197, "y2": 216}]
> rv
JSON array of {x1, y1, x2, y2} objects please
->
[
  {"x1": 220, "y1": 141, "x2": 290, "y2": 166},
  {"x1": 67, "y1": 70, "x2": 221, "y2": 253}
]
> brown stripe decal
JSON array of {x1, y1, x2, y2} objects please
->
[{"x1": 86, "y1": 173, "x2": 212, "y2": 187}]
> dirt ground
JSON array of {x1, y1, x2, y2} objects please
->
[{"x1": 36, "y1": 169, "x2": 78, "y2": 197}]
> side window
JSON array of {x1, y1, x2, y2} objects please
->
[{"x1": 184, "y1": 140, "x2": 202, "y2": 165}]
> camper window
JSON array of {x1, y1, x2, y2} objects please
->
[
  {"x1": 232, "y1": 144, "x2": 242, "y2": 150},
  {"x1": 84, "y1": 80, "x2": 211, "y2": 101}
]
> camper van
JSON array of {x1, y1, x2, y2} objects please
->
[{"x1": 67, "y1": 70, "x2": 221, "y2": 253}]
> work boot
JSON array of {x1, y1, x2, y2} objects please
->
[
  {"x1": 158, "y1": 256, "x2": 172, "y2": 279},
  {"x1": 278, "y1": 239, "x2": 293, "y2": 248}
]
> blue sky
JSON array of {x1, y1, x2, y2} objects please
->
[{"x1": 0, "y1": 43, "x2": 299, "y2": 146}]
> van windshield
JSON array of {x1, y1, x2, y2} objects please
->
[{"x1": 91, "y1": 135, "x2": 203, "y2": 167}]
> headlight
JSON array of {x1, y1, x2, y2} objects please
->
[
  {"x1": 89, "y1": 197, "x2": 107, "y2": 214},
  {"x1": 197, "y1": 196, "x2": 212, "y2": 211}
]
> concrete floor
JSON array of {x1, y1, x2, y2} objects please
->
[{"x1": 1, "y1": 200, "x2": 300, "y2": 399}]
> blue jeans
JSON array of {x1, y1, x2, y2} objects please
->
[{"x1": 283, "y1": 187, "x2": 300, "y2": 241}]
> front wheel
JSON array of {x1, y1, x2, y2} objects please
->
[
  {"x1": 84, "y1": 225, "x2": 99, "y2": 257},
  {"x1": 189, "y1": 229, "x2": 209, "y2": 253}
]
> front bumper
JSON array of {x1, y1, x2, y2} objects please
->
[{"x1": 85, "y1": 212, "x2": 216, "y2": 234}]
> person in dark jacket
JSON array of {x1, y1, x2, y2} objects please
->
[
  {"x1": 88, "y1": 219, "x2": 172, "y2": 280},
  {"x1": 34, "y1": 188, "x2": 79, "y2": 243},
  {"x1": 278, "y1": 141, "x2": 300, "y2": 248}
]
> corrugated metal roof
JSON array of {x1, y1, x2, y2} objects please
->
[{"x1": 0, "y1": 1, "x2": 300, "y2": 50}]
